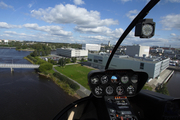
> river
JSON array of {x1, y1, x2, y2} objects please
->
[
  {"x1": 0, "y1": 48, "x2": 180, "y2": 120},
  {"x1": 0, "y1": 48, "x2": 77, "y2": 120},
  {"x1": 167, "y1": 71, "x2": 180, "y2": 98}
]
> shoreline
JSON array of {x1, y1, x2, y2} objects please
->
[
  {"x1": 24, "y1": 55, "x2": 81, "y2": 99},
  {"x1": 0, "y1": 47, "x2": 16, "y2": 49},
  {"x1": 37, "y1": 71, "x2": 81, "y2": 99},
  {"x1": 17, "y1": 49, "x2": 34, "y2": 51},
  {"x1": 168, "y1": 66, "x2": 180, "y2": 72}
]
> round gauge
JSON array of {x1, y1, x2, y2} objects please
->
[
  {"x1": 105, "y1": 86, "x2": 114, "y2": 95},
  {"x1": 127, "y1": 85, "x2": 135, "y2": 95},
  {"x1": 116, "y1": 86, "x2": 124, "y2": 95},
  {"x1": 131, "y1": 75, "x2": 138, "y2": 83},
  {"x1": 142, "y1": 24, "x2": 153, "y2": 36},
  {"x1": 91, "y1": 77, "x2": 99, "y2": 84},
  {"x1": 121, "y1": 75, "x2": 129, "y2": 84},
  {"x1": 111, "y1": 75, "x2": 118, "y2": 83},
  {"x1": 101, "y1": 75, "x2": 108, "y2": 84},
  {"x1": 94, "y1": 86, "x2": 103, "y2": 95}
]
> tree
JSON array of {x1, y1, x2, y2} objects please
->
[
  {"x1": 155, "y1": 83, "x2": 169, "y2": 95},
  {"x1": 30, "y1": 50, "x2": 37, "y2": 57},
  {"x1": 37, "y1": 51, "x2": 40, "y2": 56},
  {"x1": 72, "y1": 57, "x2": 77, "y2": 63},
  {"x1": 81, "y1": 58, "x2": 85, "y2": 62},
  {"x1": 66, "y1": 58, "x2": 71, "y2": 63},
  {"x1": 58, "y1": 58, "x2": 66, "y2": 67},
  {"x1": 42, "y1": 51, "x2": 45, "y2": 56},
  {"x1": 39, "y1": 63, "x2": 53, "y2": 72}
]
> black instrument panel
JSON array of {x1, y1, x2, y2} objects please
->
[{"x1": 88, "y1": 69, "x2": 148, "y2": 98}]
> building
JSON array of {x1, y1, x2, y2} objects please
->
[
  {"x1": 156, "y1": 48, "x2": 164, "y2": 53},
  {"x1": 57, "y1": 48, "x2": 88, "y2": 58},
  {"x1": 108, "y1": 41, "x2": 110, "y2": 47},
  {"x1": 88, "y1": 53, "x2": 170, "y2": 79},
  {"x1": 82, "y1": 44, "x2": 101, "y2": 51},
  {"x1": 126, "y1": 45, "x2": 150, "y2": 57}
]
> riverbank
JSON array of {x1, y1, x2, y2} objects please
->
[
  {"x1": 147, "y1": 69, "x2": 174, "y2": 89},
  {"x1": 168, "y1": 66, "x2": 180, "y2": 72},
  {"x1": 24, "y1": 56, "x2": 35, "y2": 64},
  {"x1": 38, "y1": 71, "x2": 81, "y2": 99},
  {"x1": 24, "y1": 56, "x2": 82, "y2": 98},
  {"x1": 17, "y1": 49, "x2": 34, "y2": 51},
  {"x1": 0, "y1": 47, "x2": 16, "y2": 49}
]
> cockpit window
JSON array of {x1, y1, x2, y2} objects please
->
[{"x1": 0, "y1": 0, "x2": 180, "y2": 119}]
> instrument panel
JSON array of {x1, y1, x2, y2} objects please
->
[{"x1": 88, "y1": 69, "x2": 148, "y2": 98}]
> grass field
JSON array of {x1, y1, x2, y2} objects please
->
[{"x1": 55, "y1": 64, "x2": 94, "y2": 90}]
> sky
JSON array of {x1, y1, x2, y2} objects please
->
[{"x1": 0, "y1": 0, "x2": 180, "y2": 48}]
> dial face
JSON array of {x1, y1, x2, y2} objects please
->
[
  {"x1": 111, "y1": 75, "x2": 118, "y2": 83},
  {"x1": 131, "y1": 75, "x2": 138, "y2": 83},
  {"x1": 116, "y1": 86, "x2": 124, "y2": 95},
  {"x1": 101, "y1": 75, "x2": 108, "y2": 84},
  {"x1": 127, "y1": 85, "x2": 135, "y2": 95},
  {"x1": 94, "y1": 86, "x2": 103, "y2": 95},
  {"x1": 142, "y1": 24, "x2": 153, "y2": 36},
  {"x1": 121, "y1": 75, "x2": 129, "y2": 84},
  {"x1": 105, "y1": 86, "x2": 114, "y2": 95},
  {"x1": 91, "y1": 77, "x2": 99, "y2": 84}
]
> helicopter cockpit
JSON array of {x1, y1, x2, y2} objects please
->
[{"x1": 53, "y1": 0, "x2": 180, "y2": 120}]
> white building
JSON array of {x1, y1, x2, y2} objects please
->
[
  {"x1": 88, "y1": 53, "x2": 169, "y2": 79},
  {"x1": 126, "y1": 45, "x2": 150, "y2": 57},
  {"x1": 57, "y1": 48, "x2": 88, "y2": 58},
  {"x1": 156, "y1": 48, "x2": 164, "y2": 53},
  {"x1": 82, "y1": 44, "x2": 101, "y2": 51}
]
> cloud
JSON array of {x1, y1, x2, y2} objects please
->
[
  {"x1": 28, "y1": 3, "x2": 33, "y2": 8},
  {"x1": 2, "y1": 31, "x2": 74, "y2": 43},
  {"x1": 126, "y1": 10, "x2": 139, "y2": 21},
  {"x1": 121, "y1": 0, "x2": 132, "y2": 3},
  {"x1": 0, "y1": 1, "x2": 13, "y2": 9},
  {"x1": 4, "y1": 31, "x2": 18, "y2": 35},
  {"x1": 166, "y1": 0, "x2": 180, "y2": 3},
  {"x1": 0, "y1": 22, "x2": 22, "y2": 29},
  {"x1": 23, "y1": 23, "x2": 72, "y2": 36},
  {"x1": 73, "y1": 0, "x2": 85, "y2": 5},
  {"x1": 30, "y1": 4, "x2": 119, "y2": 28},
  {"x1": 160, "y1": 14, "x2": 180, "y2": 30},
  {"x1": 171, "y1": 33, "x2": 176, "y2": 36}
]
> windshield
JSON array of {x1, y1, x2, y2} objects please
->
[{"x1": 0, "y1": 0, "x2": 180, "y2": 120}]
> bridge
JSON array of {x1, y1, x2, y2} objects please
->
[{"x1": 0, "y1": 64, "x2": 40, "y2": 72}]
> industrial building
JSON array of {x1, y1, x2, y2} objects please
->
[
  {"x1": 88, "y1": 53, "x2": 170, "y2": 79},
  {"x1": 126, "y1": 45, "x2": 150, "y2": 57},
  {"x1": 82, "y1": 44, "x2": 101, "y2": 51},
  {"x1": 57, "y1": 48, "x2": 88, "y2": 58}
]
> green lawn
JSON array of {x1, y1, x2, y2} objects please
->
[
  {"x1": 55, "y1": 64, "x2": 94, "y2": 90},
  {"x1": 47, "y1": 69, "x2": 55, "y2": 74}
]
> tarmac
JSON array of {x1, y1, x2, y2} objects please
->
[{"x1": 147, "y1": 69, "x2": 174, "y2": 87}]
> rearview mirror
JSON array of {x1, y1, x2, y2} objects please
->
[{"x1": 135, "y1": 19, "x2": 155, "y2": 38}]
